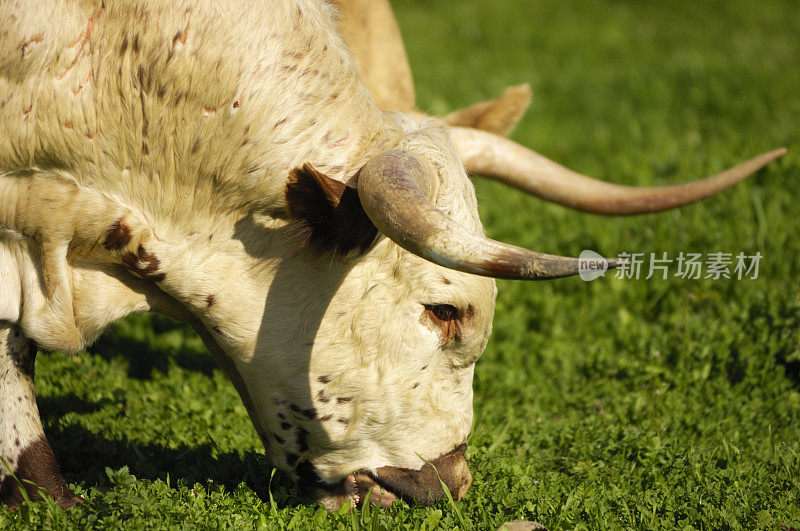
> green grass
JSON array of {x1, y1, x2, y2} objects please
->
[{"x1": 3, "y1": 0, "x2": 799, "y2": 528}]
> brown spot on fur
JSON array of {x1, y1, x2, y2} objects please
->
[
  {"x1": 442, "y1": 276, "x2": 452, "y2": 285},
  {"x1": 412, "y1": 383, "x2": 419, "y2": 389},
  {"x1": 318, "y1": 414, "x2": 333, "y2": 422},
  {"x1": 205, "y1": 294, "x2": 216, "y2": 308},
  {"x1": 0, "y1": 436, "x2": 83, "y2": 510},
  {"x1": 274, "y1": 434, "x2": 284, "y2": 444},
  {"x1": 132, "y1": 34, "x2": 140, "y2": 53},
  {"x1": 121, "y1": 245, "x2": 165, "y2": 281},
  {"x1": 285, "y1": 164, "x2": 378, "y2": 255},
  {"x1": 211, "y1": 326, "x2": 229, "y2": 339},
  {"x1": 288, "y1": 404, "x2": 316, "y2": 420},
  {"x1": 20, "y1": 33, "x2": 43, "y2": 57},
  {"x1": 277, "y1": 412, "x2": 286, "y2": 420},
  {"x1": 286, "y1": 453, "x2": 298, "y2": 467},
  {"x1": 315, "y1": 390, "x2": 329, "y2": 403},
  {"x1": 296, "y1": 428, "x2": 309, "y2": 453},
  {"x1": 64, "y1": 121, "x2": 73, "y2": 129},
  {"x1": 272, "y1": 117, "x2": 290, "y2": 130},
  {"x1": 327, "y1": 137, "x2": 349, "y2": 149},
  {"x1": 58, "y1": 6, "x2": 103, "y2": 80},
  {"x1": 280, "y1": 421, "x2": 291, "y2": 431},
  {"x1": 119, "y1": 35, "x2": 128, "y2": 55},
  {"x1": 174, "y1": 19, "x2": 189, "y2": 45},
  {"x1": 72, "y1": 71, "x2": 93, "y2": 96},
  {"x1": 337, "y1": 418, "x2": 349, "y2": 425},
  {"x1": 317, "y1": 375, "x2": 331, "y2": 384},
  {"x1": 336, "y1": 397, "x2": 352, "y2": 404}
]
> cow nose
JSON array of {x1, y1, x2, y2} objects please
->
[
  {"x1": 452, "y1": 458, "x2": 472, "y2": 501},
  {"x1": 373, "y1": 443, "x2": 473, "y2": 504}
]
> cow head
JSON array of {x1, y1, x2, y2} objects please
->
[
  {"x1": 210, "y1": 119, "x2": 569, "y2": 509},
  {"x1": 186, "y1": 111, "x2": 780, "y2": 509}
]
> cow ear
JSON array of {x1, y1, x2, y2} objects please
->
[
  {"x1": 443, "y1": 84, "x2": 532, "y2": 137},
  {"x1": 285, "y1": 164, "x2": 378, "y2": 255}
]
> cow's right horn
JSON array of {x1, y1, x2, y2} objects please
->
[{"x1": 357, "y1": 149, "x2": 621, "y2": 280}]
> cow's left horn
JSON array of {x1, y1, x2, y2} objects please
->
[
  {"x1": 450, "y1": 126, "x2": 786, "y2": 215},
  {"x1": 357, "y1": 150, "x2": 621, "y2": 280}
]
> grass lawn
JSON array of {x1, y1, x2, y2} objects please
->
[{"x1": 2, "y1": 0, "x2": 799, "y2": 528}]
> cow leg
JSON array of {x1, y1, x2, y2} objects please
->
[{"x1": 0, "y1": 323, "x2": 83, "y2": 509}]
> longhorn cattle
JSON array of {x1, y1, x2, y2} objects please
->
[{"x1": 0, "y1": 0, "x2": 784, "y2": 511}]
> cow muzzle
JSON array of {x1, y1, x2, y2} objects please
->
[
  {"x1": 311, "y1": 444, "x2": 472, "y2": 509},
  {"x1": 300, "y1": 444, "x2": 472, "y2": 511}
]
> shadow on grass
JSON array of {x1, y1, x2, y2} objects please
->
[
  {"x1": 89, "y1": 315, "x2": 218, "y2": 380},
  {"x1": 41, "y1": 413, "x2": 303, "y2": 508},
  {"x1": 37, "y1": 394, "x2": 112, "y2": 419},
  {"x1": 776, "y1": 350, "x2": 800, "y2": 390}
]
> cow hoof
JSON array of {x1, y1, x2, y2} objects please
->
[
  {"x1": 1, "y1": 482, "x2": 84, "y2": 511},
  {"x1": 55, "y1": 487, "x2": 85, "y2": 510}
]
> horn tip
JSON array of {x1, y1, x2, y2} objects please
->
[{"x1": 762, "y1": 147, "x2": 788, "y2": 162}]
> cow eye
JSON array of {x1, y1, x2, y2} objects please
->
[{"x1": 427, "y1": 304, "x2": 459, "y2": 322}]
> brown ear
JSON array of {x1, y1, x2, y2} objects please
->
[
  {"x1": 285, "y1": 164, "x2": 378, "y2": 255},
  {"x1": 443, "y1": 84, "x2": 532, "y2": 137}
]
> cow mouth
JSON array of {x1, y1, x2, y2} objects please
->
[
  {"x1": 309, "y1": 472, "x2": 399, "y2": 510},
  {"x1": 344, "y1": 472, "x2": 400, "y2": 508},
  {"x1": 307, "y1": 444, "x2": 471, "y2": 510}
]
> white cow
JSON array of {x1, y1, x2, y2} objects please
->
[{"x1": 0, "y1": 0, "x2": 784, "y2": 510}]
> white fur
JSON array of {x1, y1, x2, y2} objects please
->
[
  {"x1": 0, "y1": 0, "x2": 497, "y2": 483},
  {"x1": 0, "y1": 326, "x2": 41, "y2": 478}
]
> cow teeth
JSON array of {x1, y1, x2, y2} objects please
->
[{"x1": 343, "y1": 474, "x2": 360, "y2": 506}]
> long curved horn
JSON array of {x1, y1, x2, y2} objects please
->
[
  {"x1": 357, "y1": 150, "x2": 621, "y2": 280},
  {"x1": 450, "y1": 126, "x2": 786, "y2": 215}
]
